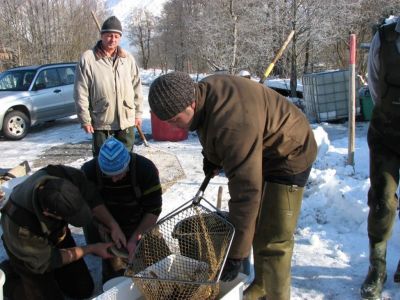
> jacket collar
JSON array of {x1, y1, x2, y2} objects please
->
[
  {"x1": 93, "y1": 40, "x2": 127, "y2": 60},
  {"x1": 189, "y1": 83, "x2": 205, "y2": 131}
]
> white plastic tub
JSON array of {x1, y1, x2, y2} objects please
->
[
  {"x1": 93, "y1": 272, "x2": 247, "y2": 300},
  {"x1": 0, "y1": 268, "x2": 5, "y2": 300}
]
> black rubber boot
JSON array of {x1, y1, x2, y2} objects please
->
[
  {"x1": 360, "y1": 242, "x2": 387, "y2": 299},
  {"x1": 360, "y1": 267, "x2": 387, "y2": 299},
  {"x1": 394, "y1": 259, "x2": 400, "y2": 283}
]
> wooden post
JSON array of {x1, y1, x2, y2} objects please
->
[
  {"x1": 217, "y1": 186, "x2": 223, "y2": 210},
  {"x1": 91, "y1": 11, "x2": 101, "y2": 32},
  {"x1": 347, "y1": 34, "x2": 356, "y2": 166},
  {"x1": 259, "y1": 30, "x2": 295, "y2": 84}
]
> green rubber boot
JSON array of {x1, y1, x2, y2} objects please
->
[
  {"x1": 249, "y1": 182, "x2": 304, "y2": 300},
  {"x1": 360, "y1": 242, "x2": 387, "y2": 299},
  {"x1": 243, "y1": 282, "x2": 266, "y2": 300}
]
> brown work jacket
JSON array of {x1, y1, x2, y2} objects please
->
[{"x1": 190, "y1": 74, "x2": 317, "y2": 258}]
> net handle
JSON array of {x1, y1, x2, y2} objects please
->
[{"x1": 192, "y1": 173, "x2": 213, "y2": 205}]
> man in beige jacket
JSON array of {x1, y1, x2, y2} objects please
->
[
  {"x1": 74, "y1": 16, "x2": 143, "y2": 156},
  {"x1": 149, "y1": 72, "x2": 317, "y2": 300}
]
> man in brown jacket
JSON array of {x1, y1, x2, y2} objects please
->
[{"x1": 149, "y1": 72, "x2": 317, "y2": 300}]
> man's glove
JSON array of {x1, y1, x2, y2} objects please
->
[
  {"x1": 220, "y1": 258, "x2": 242, "y2": 281},
  {"x1": 203, "y1": 156, "x2": 221, "y2": 176}
]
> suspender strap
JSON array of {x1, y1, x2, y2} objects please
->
[{"x1": 130, "y1": 153, "x2": 142, "y2": 199}]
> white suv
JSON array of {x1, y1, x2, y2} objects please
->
[{"x1": 0, "y1": 62, "x2": 77, "y2": 140}]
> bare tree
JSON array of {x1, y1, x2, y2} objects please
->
[
  {"x1": 114, "y1": 0, "x2": 400, "y2": 80},
  {"x1": 0, "y1": 0, "x2": 107, "y2": 68},
  {"x1": 127, "y1": 9, "x2": 155, "y2": 69}
]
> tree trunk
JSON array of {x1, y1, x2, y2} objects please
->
[{"x1": 290, "y1": 0, "x2": 298, "y2": 98}]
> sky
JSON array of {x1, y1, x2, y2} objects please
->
[{"x1": 1, "y1": 70, "x2": 400, "y2": 299}]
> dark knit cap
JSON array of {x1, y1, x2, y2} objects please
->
[
  {"x1": 149, "y1": 71, "x2": 195, "y2": 121},
  {"x1": 37, "y1": 178, "x2": 92, "y2": 227},
  {"x1": 101, "y1": 16, "x2": 122, "y2": 35}
]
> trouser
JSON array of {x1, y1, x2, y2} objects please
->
[
  {"x1": 92, "y1": 126, "x2": 135, "y2": 156},
  {"x1": 246, "y1": 167, "x2": 310, "y2": 300},
  {"x1": 366, "y1": 124, "x2": 400, "y2": 269},
  {"x1": 251, "y1": 182, "x2": 303, "y2": 300},
  {"x1": 3, "y1": 229, "x2": 94, "y2": 300}
]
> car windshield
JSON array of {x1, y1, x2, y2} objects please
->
[{"x1": 0, "y1": 69, "x2": 36, "y2": 91}]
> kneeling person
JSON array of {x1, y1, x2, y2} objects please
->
[
  {"x1": 0, "y1": 165, "x2": 113, "y2": 300},
  {"x1": 82, "y1": 137, "x2": 162, "y2": 283}
]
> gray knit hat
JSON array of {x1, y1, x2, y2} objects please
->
[
  {"x1": 149, "y1": 72, "x2": 195, "y2": 121},
  {"x1": 101, "y1": 16, "x2": 122, "y2": 35}
]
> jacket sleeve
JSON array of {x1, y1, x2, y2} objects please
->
[
  {"x1": 367, "y1": 32, "x2": 381, "y2": 104},
  {"x1": 130, "y1": 56, "x2": 143, "y2": 118},
  {"x1": 74, "y1": 54, "x2": 92, "y2": 126},
  {"x1": 214, "y1": 125, "x2": 263, "y2": 259}
]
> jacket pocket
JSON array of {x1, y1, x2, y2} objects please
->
[
  {"x1": 92, "y1": 97, "x2": 109, "y2": 113},
  {"x1": 123, "y1": 100, "x2": 135, "y2": 119},
  {"x1": 123, "y1": 100, "x2": 133, "y2": 109},
  {"x1": 92, "y1": 97, "x2": 110, "y2": 125}
]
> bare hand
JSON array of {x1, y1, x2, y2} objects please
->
[
  {"x1": 127, "y1": 234, "x2": 142, "y2": 262},
  {"x1": 91, "y1": 242, "x2": 114, "y2": 259},
  {"x1": 110, "y1": 223, "x2": 127, "y2": 249},
  {"x1": 83, "y1": 124, "x2": 94, "y2": 134},
  {"x1": 135, "y1": 118, "x2": 142, "y2": 128}
]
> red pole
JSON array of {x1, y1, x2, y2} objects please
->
[{"x1": 347, "y1": 34, "x2": 356, "y2": 166}]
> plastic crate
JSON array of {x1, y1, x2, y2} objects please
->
[{"x1": 302, "y1": 70, "x2": 360, "y2": 122}]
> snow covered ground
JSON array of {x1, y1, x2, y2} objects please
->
[{"x1": 1, "y1": 69, "x2": 400, "y2": 299}]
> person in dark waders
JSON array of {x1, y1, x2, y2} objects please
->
[
  {"x1": 148, "y1": 71, "x2": 317, "y2": 300},
  {"x1": 0, "y1": 165, "x2": 114, "y2": 300},
  {"x1": 360, "y1": 16, "x2": 400, "y2": 300}
]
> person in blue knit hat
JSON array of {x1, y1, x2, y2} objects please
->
[{"x1": 81, "y1": 137, "x2": 163, "y2": 283}]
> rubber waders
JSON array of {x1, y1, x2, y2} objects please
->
[
  {"x1": 244, "y1": 182, "x2": 303, "y2": 300},
  {"x1": 360, "y1": 242, "x2": 387, "y2": 299}
]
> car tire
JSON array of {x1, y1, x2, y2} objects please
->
[{"x1": 2, "y1": 110, "x2": 30, "y2": 140}]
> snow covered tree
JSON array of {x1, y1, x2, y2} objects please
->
[
  {"x1": 0, "y1": 0, "x2": 107, "y2": 66},
  {"x1": 127, "y1": 9, "x2": 155, "y2": 69}
]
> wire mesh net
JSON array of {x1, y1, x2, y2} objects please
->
[{"x1": 128, "y1": 201, "x2": 234, "y2": 300}]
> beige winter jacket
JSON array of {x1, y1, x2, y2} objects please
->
[
  {"x1": 190, "y1": 74, "x2": 317, "y2": 258},
  {"x1": 74, "y1": 41, "x2": 143, "y2": 130}
]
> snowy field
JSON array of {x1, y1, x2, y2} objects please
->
[{"x1": 0, "y1": 70, "x2": 399, "y2": 299}]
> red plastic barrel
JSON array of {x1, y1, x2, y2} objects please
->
[{"x1": 150, "y1": 111, "x2": 188, "y2": 141}]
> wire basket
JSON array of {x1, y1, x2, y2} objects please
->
[{"x1": 128, "y1": 179, "x2": 234, "y2": 300}]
